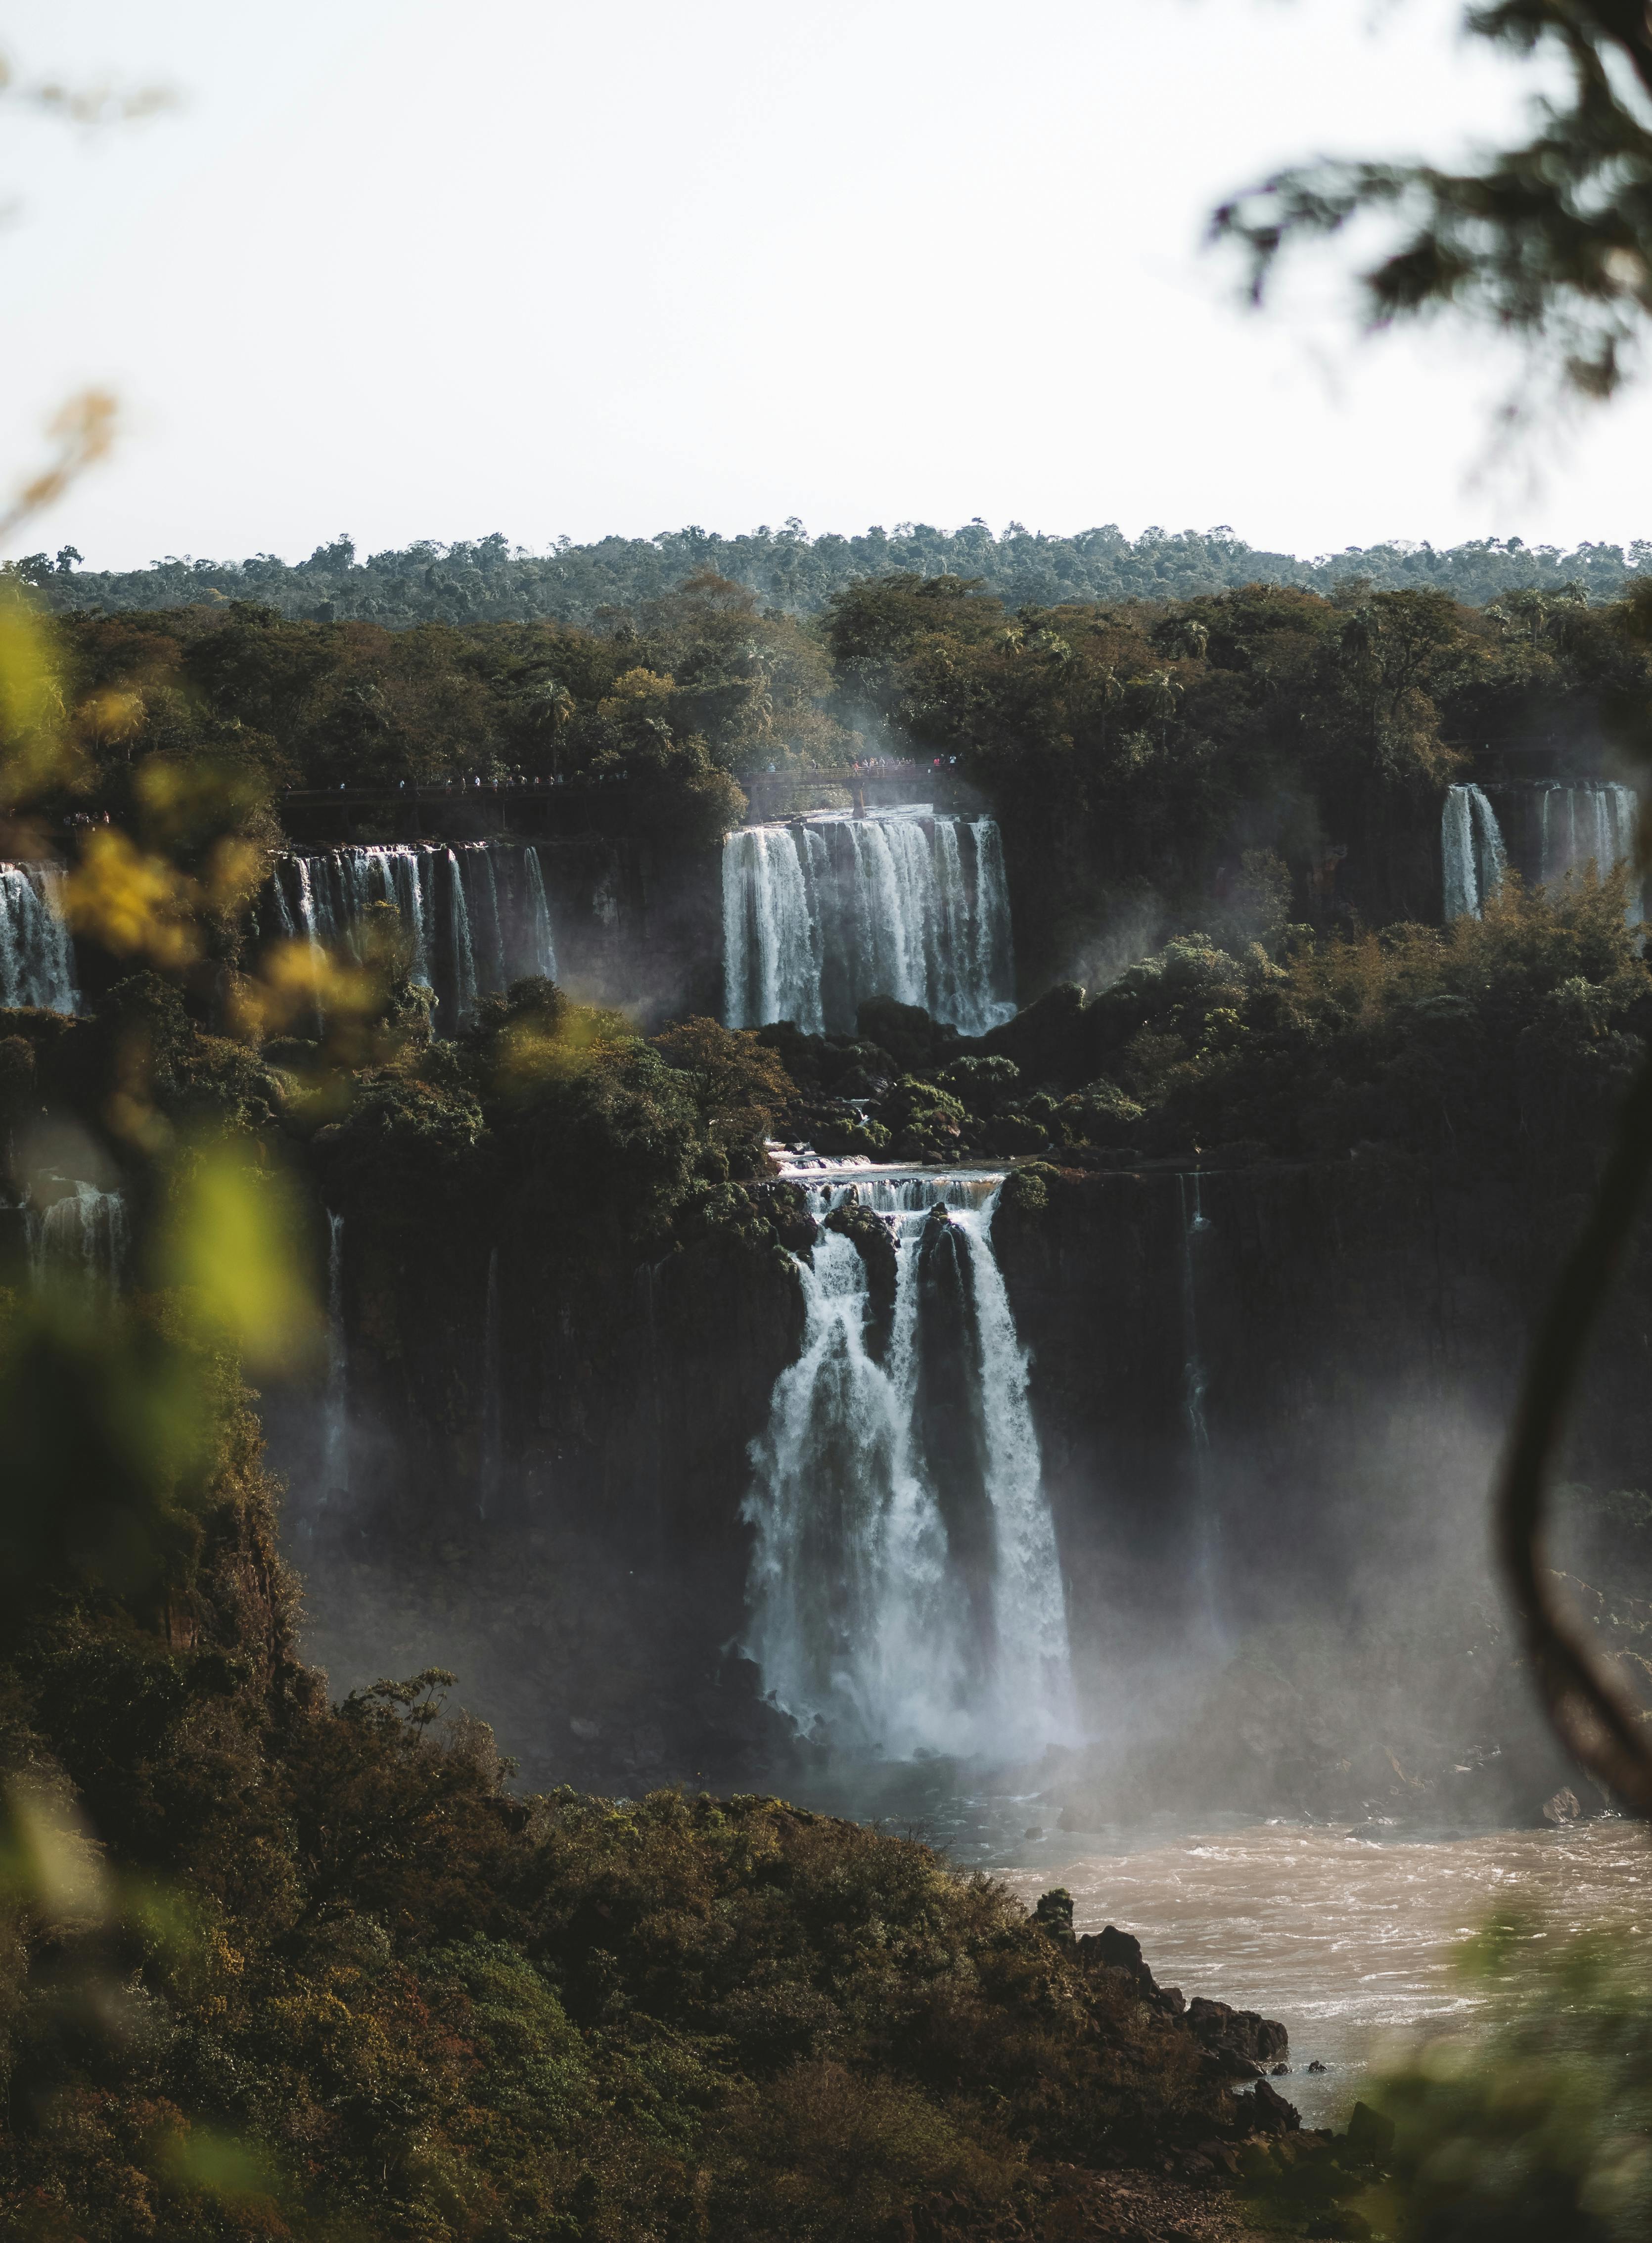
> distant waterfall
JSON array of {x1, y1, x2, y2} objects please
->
[
  {"x1": 321, "y1": 1210, "x2": 349, "y2": 1508},
  {"x1": 266, "y1": 842, "x2": 560, "y2": 1027},
  {"x1": 1178, "y1": 1172, "x2": 1221, "y2": 1633},
  {"x1": 742, "y1": 1174, "x2": 1075, "y2": 1761},
  {"x1": 1533, "y1": 781, "x2": 1642, "y2": 918},
  {"x1": 0, "y1": 863, "x2": 77, "y2": 1011},
  {"x1": 1441, "y1": 785, "x2": 1507, "y2": 920},
  {"x1": 28, "y1": 1180, "x2": 127, "y2": 1295},
  {"x1": 722, "y1": 812, "x2": 1016, "y2": 1036},
  {"x1": 479, "y1": 1244, "x2": 502, "y2": 1519}
]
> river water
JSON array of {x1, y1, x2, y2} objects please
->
[{"x1": 996, "y1": 1819, "x2": 1652, "y2": 2125}]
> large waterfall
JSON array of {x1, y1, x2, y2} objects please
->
[
  {"x1": 742, "y1": 1173, "x2": 1075, "y2": 1762},
  {"x1": 722, "y1": 811, "x2": 1016, "y2": 1036},
  {"x1": 0, "y1": 863, "x2": 78, "y2": 1011},
  {"x1": 1441, "y1": 785, "x2": 1507, "y2": 920},
  {"x1": 267, "y1": 842, "x2": 558, "y2": 1026}
]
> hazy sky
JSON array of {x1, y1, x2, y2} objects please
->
[{"x1": 4, "y1": 0, "x2": 1648, "y2": 570}]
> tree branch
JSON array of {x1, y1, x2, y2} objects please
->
[{"x1": 1498, "y1": 1043, "x2": 1652, "y2": 1810}]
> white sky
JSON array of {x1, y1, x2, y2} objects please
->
[{"x1": 2, "y1": 0, "x2": 1647, "y2": 571}]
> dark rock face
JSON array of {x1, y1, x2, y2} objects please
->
[
  {"x1": 1242, "y1": 2074, "x2": 1302, "y2": 2135},
  {"x1": 1186, "y1": 1996, "x2": 1290, "y2": 2070},
  {"x1": 822, "y1": 1192, "x2": 897, "y2": 1356},
  {"x1": 275, "y1": 1137, "x2": 1652, "y2": 1804}
]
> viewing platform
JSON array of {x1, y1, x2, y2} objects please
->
[{"x1": 276, "y1": 763, "x2": 986, "y2": 845}]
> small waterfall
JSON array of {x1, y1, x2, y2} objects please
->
[
  {"x1": 0, "y1": 863, "x2": 78, "y2": 1011},
  {"x1": 1441, "y1": 785, "x2": 1506, "y2": 920},
  {"x1": 722, "y1": 811, "x2": 1016, "y2": 1036},
  {"x1": 742, "y1": 1172, "x2": 1075, "y2": 1761},
  {"x1": 479, "y1": 1244, "x2": 502, "y2": 1519},
  {"x1": 1531, "y1": 781, "x2": 1642, "y2": 920},
  {"x1": 523, "y1": 846, "x2": 558, "y2": 978},
  {"x1": 445, "y1": 848, "x2": 479, "y2": 1020},
  {"x1": 28, "y1": 1179, "x2": 127, "y2": 1295},
  {"x1": 1178, "y1": 1172, "x2": 1220, "y2": 1632},
  {"x1": 268, "y1": 843, "x2": 561, "y2": 1027},
  {"x1": 321, "y1": 1210, "x2": 349, "y2": 1507}
]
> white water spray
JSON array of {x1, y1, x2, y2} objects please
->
[
  {"x1": 1441, "y1": 785, "x2": 1507, "y2": 920},
  {"x1": 322, "y1": 1211, "x2": 349, "y2": 1507},
  {"x1": 742, "y1": 1173, "x2": 1075, "y2": 1761},
  {"x1": 722, "y1": 812, "x2": 1016, "y2": 1035},
  {"x1": 0, "y1": 864, "x2": 78, "y2": 1011}
]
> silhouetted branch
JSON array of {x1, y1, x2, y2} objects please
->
[{"x1": 1499, "y1": 1044, "x2": 1652, "y2": 1811}]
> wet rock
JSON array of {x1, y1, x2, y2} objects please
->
[
  {"x1": 1307, "y1": 2060, "x2": 1328, "y2": 2073},
  {"x1": 1271, "y1": 2061, "x2": 1290, "y2": 2076},
  {"x1": 1240, "y1": 2075, "x2": 1301, "y2": 2134},
  {"x1": 1186, "y1": 1995, "x2": 1289, "y2": 2066},
  {"x1": 1543, "y1": 1786, "x2": 1581, "y2": 1826},
  {"x1": 1074, "y1": 1923, "x2": 1187, "y2": 2016},
  {"x1": 1022, "y1": 1824, "x2": 1045, "y2": 1839},
  {"x1": 823, "y1": 1196, "x2": 897, "y2": 1353},
  {"x1": 1305, "y1": 2217, "x2": 1372, "y2": 2241}
]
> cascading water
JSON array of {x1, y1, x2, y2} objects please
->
[
  {"x1": 0, "y1": 863, "x2": 78, "y2": 1011},
  {"x1": 722, "y1": 811, "x2": 1016, "y2": 1036},
  {"x1": 266, "y1": 842, "x2": 560, "y2": 1026},
  {"x1": 1532, "y1": 781, "x2": 1642, "y2": 920},
  {"x1": 321, "y1": 1210, "x2": 349, "y2": 1509},
  {"x1": 1441, "y1": 785, "x2": 1507, "y2": 920},
  {"x1": 479, "y1": 1244, "x2": 502, "y2": 1520},
  {"x1": 742, "y1": 1172, "x2": 1075, "y2": 1761},
  {"x1": 1178, "y1": 1172, "x2": 1221, "y2": 1634},
  {"x1": 28, "y1": 1179, "x2": 127, "y2": 1295}
]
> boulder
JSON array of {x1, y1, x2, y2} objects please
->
[
  {"x1": 1186, "y1": 1995, "x2": 1289, "y2": 2066},
  {"x1": 1240, "y1": 2075, "x2": 1301, "y2": 2135}
]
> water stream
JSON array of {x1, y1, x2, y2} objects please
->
[
  {"x1": 722, "y1": 810, "x2": 1016, "y2": 1035},
  {"x1": 742, "y1": 1171, "x2": 1075, "y2": 1761},
  {"x1": 0, "y1": 863, "x2": 78, "y2": 1011},
  {"x1": 1441, "y1": 784, "x2": 1507, "y2": 920},
  {"x1": 267, "y1": 841, "x2": 559, "y2": 1027}
]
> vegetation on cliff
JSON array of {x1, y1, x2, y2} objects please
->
[{"x1": 767, "y1": 869, "x2": 1651, "y2": 1190}]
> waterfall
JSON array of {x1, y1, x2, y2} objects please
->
[
  {"x1": 1441, "y1": 785, "x2": 1506, "y2": 920},
  {"x1": 1531, "y1": 781, "x2": 1642, "y2": 920},
  {"x1": 523, "y1": 846, "x2": 558, "y2": 978},
  {"x1": 0, "y1": 863, "x2": 78, "y2": 1011},
  {"x1": 742, "y1": 1172, "x2": 1075, "y2": 1761},
  {"x1": 28, "y1": 1179, "x2": 127, "y2": 1295},
  {"x1": 321, "y1": 1210, "x2": 349, "y2": 1507},
  {"x1": 269, "y1": 843, "x2": 561, "y2": 1027},
  {"x1": 1178, "y1": 1172, "x2": 1221, "y2": 1632},
  {"x1": 479, "y1": 1244, "x2": 502, "y2": 1519},
  {"x1": 722, "y1": 811, "x2": 1016, "y2": 1036}
]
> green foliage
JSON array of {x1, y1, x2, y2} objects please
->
[
  {"x1": 1213, "y1": 2, "x2": 1652, "y2": 411},
  {"x1": 1366, "y1": 1925, "x2": 1652, "y2": 2242},
  {"x1": 20, "y1": 523, "x2": 1652, "y2": 627}
]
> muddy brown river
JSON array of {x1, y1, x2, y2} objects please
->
[{"x1": 997, "y1": 1819, "x2": 1652, "y2": 2125}]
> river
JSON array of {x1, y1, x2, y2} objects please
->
[{"x1": 996, "y1": 1818, "x2": 1652, "y2": 2125}]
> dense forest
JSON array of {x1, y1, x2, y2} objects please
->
[
  {"x1": 5, "y1": 551, "x2": 1650, "y2": 2234},
  {"x1": 7, "y1": 521, "x2": 1650, "y2": 629},
  {"x1": 22, "y1": 564, "x2": 1652, "y2": 988}
]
